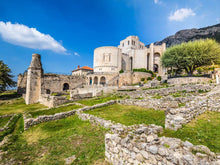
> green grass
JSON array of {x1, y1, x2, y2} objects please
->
[
  {"x1": 28, "y1": 104, "x2": 83, "y2": 118},
  {"x1": 161, "y1": 111, "x2": 220, "y2": 153},
  {"x1": 0, "y1": 91, "x2": 21, "y2": 100},
  {"x1": 0, "y1": 98, "x2": 47, "y2": 116},
  {"x1": 0, "y1": 116, "x2": 11, "y2": 127},
  {"x1": 0, "y1": 115, "x2": 108, "y2": 165},
  {"x1": 85, "y1": 104, "x2": 165, "y2": 127},
  {"x1": 152, "y1": 94, "x2": 162, "y2": 99},
  {"x1": 178, "y1": 103, "x2": 186, "y2": 107},
  {"x1": 76, "y1": 95, "x2": 123, "y2": 106},
  {"x1": 0, "y1": 114, "x2": 21, "y2": 141}
]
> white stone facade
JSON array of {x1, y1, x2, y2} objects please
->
[{"x1": 93, "y1": 36, "x2": 166, "y2": 75}]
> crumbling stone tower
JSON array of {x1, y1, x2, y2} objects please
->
[{"x1": 25, "y1": 54, "x2": 43, "y2": 104}]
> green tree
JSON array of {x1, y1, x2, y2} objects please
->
[
  {"x1": 0, "y1": 60, "x2": 16, "y2": 92},
  {"x1": 161, "y1": 39, "x2": 220, "y2": 75}
]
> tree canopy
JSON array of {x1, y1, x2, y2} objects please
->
[
  {"x1": 161, "y1": 39, "x2": 220, "y2": 75},
  {"x1": 0, "y1": 60, "x2": 16, "y2": 92}
]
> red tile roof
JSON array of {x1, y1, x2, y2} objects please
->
[{"x1": 72, "y1": 66, "x2": 93, "y2": 72}]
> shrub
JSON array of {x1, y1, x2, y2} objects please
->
[
  {"x1": 147, "y1": 77, "x2": 152, "y2": 81},
  {"x1": 133, "y1": 69, "x2": 157, "y2": 77},
  {"x1": 141, "y1": 78, "x2": 145, "y2": 81},
  {"x1": 133, "y1": 68, "x2": 147, "y2": 72},
  {"x1": 198, "y1": 89, "x2": 204, "y2": 93},
  {"x1": 157, "y1": 76, "x2": 162, "y2": 81},
  {"x1": 119, "y1": 69, "x2": 124, "y2": 73},
  {"x1": 197, "y1": 68, "x2": 202, "y2": 74}
]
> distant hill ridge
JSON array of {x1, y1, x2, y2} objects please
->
[{"x1": 154, "y1": 23, "x2": 220, "y2": 47}]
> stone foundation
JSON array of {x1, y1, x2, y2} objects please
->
[
  {"x1": 165, "y1": 86, "x2": 220, "y2": 130},
  {"x1": 119, "y1": 84, "x2": 212, "y2": 99},
  {"x1": 105, "y1": 124, "x2": 219, "y2": 165},
  {"x1": 167, "y1": 77, "x2": 212, "y2": 85},
  {"x1": 39, "y1": 94, "x2": 70, "y2": 108},
  {"x1": 24, "y1": 100, "x2": 116, "y2": 130},
  {"x1": 118, "y1": 96, "x2": 192, "y2": 110}
]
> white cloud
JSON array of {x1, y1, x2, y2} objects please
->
[
  {"x1": 154, "y1": 0, "x2": 162, "y2": 4},
  {"x1": 74, "y1": 52, "x2": 80, "y2": 56},
  {"x1": 0, "y1": 21, "x2": 68, "y2": 54},
  {"x1": 169, "y1": 8, "x2": 196, "y2": 21},
  {"x1": 217, "y1": 18, "x2": 220, "y2": 23}
]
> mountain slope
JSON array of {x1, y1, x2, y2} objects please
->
[{"x1": 154, "y1": 23, "x2": 220, "y2": 47}]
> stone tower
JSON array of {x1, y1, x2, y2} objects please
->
[{"x1": 25, "y1": 54, "x2": 43, "y2": 104}]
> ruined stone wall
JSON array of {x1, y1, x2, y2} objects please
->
[
  {"x1": 132, "y1": 72, "x2": 152, "y2": 84},
  {"x1": 17, "y1": 73, "x2": 86, "y2": 96},
  {"x1": 167, "y1": 77, "x2": 212, "y2": 85},
  {"x1": 25, "y1": 54, "x2": 43, "y2": 104},
  {"x1": 39, "y1": 94, "x2": 70, "y2": 108},
  {"x1": 119, "y1": 84, "x2": 212, "y2": 99},
  {"x1": 118, "y1": 96, "x2": 191, "y2": 110},
  {"x1": 105, "y1": 125, "x2": 219, "y2": 165},
  {"x1": 41, "y1": 74, "x2": 86, "y2": 94},
  {"x1": 118, "y1": 72, "x2": 151, "y2": 86},
  {"x1": 17, "y1": 72, "x2": 27, "y2": 94},
  {"x1": 24, "y1": 100, "x2": 116, "y2": 130},
  {"x1": 165, "y1": 86, "x2": 220, "y2": 130}
]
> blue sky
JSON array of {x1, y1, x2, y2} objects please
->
[{"x1": 0, "y1": 0, "x2": 220, "y2": 79}]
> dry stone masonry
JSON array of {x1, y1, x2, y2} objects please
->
[
  {"x1": 165, "y1": 86, "x2": 220, "y2": 130},
  {"x1": 118, "y1": 96, "x2": 192, "y2": 110},
  {"x1": 119, "y1": 84, "x2": 212, "y2": 99},
  {"x1": 23, "y1": 100, "x2": 116, "y2": 130},
  {"x1": 105, "y1": 124, "x2": 219, "y2": 165}
]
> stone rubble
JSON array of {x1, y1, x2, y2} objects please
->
[{"x1": 105, "y1": 124, "x2": 220, "y2": 165}]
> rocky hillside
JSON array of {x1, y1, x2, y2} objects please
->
[{"x1": 154, "y1": 23, "x2": 220, "y2": 47}]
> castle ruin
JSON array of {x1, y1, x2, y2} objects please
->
[{"x1": 17, "y1": 36, "x2": 166, "y2": 105}]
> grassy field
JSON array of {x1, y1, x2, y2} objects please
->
[
  {"x1": 0, "y1": 91, "x2": 21, "y2": 100},
  {"x1": 28, "y1": 104, "x2": 83, "y2": 118},
  {"x1": 0, "y1": 116, "x2": 11, "y2": 127},
  {"x1": 76, "y1": 95, "x2": 123, "y2": 106},
  {"x1": 0, "y1": 98, "x2": 47, "y2": 116},
  {"x1": 161, "y1": 111, "x2": 220, "y2": 153},
  {"x1": 0, "y1": 115, "x2": 109, "y2": 165},
  {"x1": 85, "y1": 104, "x2": 165, "y2": 127}
]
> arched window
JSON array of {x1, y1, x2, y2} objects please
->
[
  {"x1": 94, "y1": 76, "x2": 98, "y2": 85},
  {"x1": 89, "y1": 77, "x2": 92, "y2": 85},
  {"x1": 63, "y1": 83, "x2": 69, "y2": 91},
  {"x1": 100, "y1": 76, "x2": 106, "y2": 86},
  {"x1": 46, "y1": 89, "x2": 50, "y2": 94},
  {"x1": 153, "y1": 64, "x2": 159, "y2": 73}
]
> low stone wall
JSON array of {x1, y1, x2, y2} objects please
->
[
  {"x1": 24, "y1": 100, "x2": 116, "y2": 130},
  {"x1": 39, "y1": 94, "x2": 70, "y2": 108},
  {"x1": 120, "y1": 84, "x2": 212, "y2": 99},
  {"x1": 105, "y1": 124, "x2": 219, "y2": 165},
  {"x1": 0, "y1": 114, "x2": 15, "y2": 132},
  {"x1": 24, "y1": 110, "x2": 76, "y2": 130},
  {"x1": 118, "y1": 72, "x2": 151, "y2": 86},
  {"x1": 167, "y1": 77, "x2": 211, "y2": 85},
  {"x1": 118, "y1": 96, "x2": 192, "y2": 110},
  {"x1": 165, "y1": 86, "x2": 220, "y2": 130}
]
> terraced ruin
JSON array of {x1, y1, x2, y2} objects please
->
[{"x1": 0, "y1": 83, "x2": 220, "y2": 164}]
